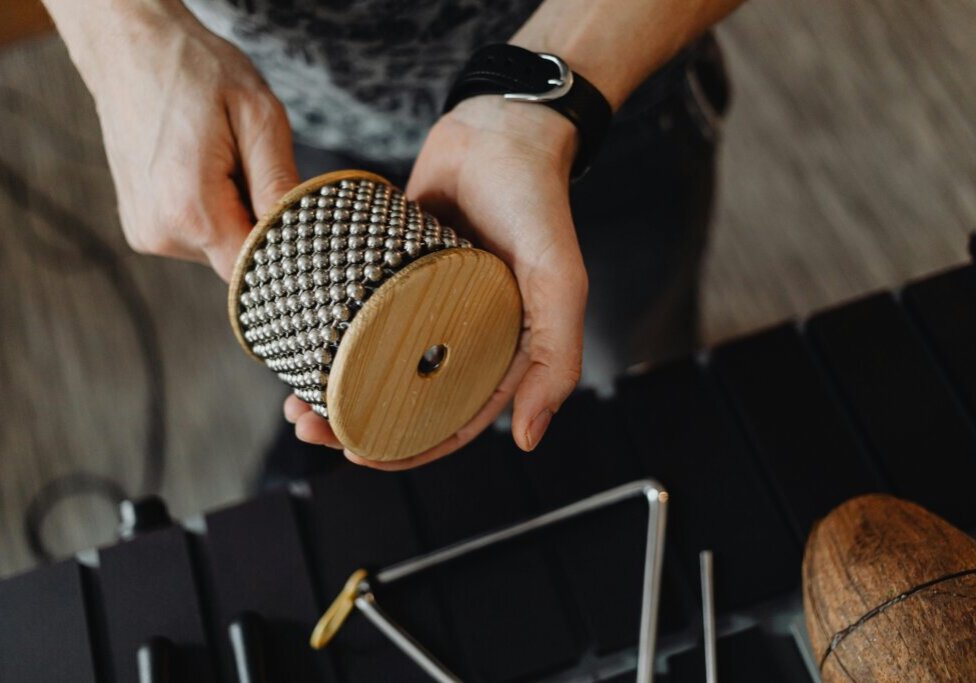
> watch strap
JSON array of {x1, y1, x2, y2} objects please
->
[{"x1": 443, "y1": 44, "x2": 612, "y2": 179}]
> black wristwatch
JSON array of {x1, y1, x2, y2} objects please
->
[{"x1": 442, "y1": 44, "x2": 613, "y2": 180}]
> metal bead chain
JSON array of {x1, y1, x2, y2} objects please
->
[{"x1": 236, "y1": 177, "x2": 471, "y2": 419}]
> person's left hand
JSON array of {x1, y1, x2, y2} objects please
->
[{"x1": 284, "y1": 96, "x2": 588, "y2": 470}]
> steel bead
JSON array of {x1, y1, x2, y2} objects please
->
[
  {"x1": 364, "y1": 264, "x2": 383, "y2": 282},
  {"x1": 281, "y1": 211, "x2": 297, "y2": 225},
  {"x1": 384, "y1": 250, "x2": 402, "y2": 268},
  {"x1": 345, "y1": 264, "x2": 363, "y2": 281},
  {"x1": 329, "y1": 251, "x2": 346, "y2": 266},
  {"x1": 329, "y1": 284, "x2": 345, "y2": 300},
  {"x1": 346, "y1": 282, "x2": 365, "y2": 301},
  {"x1": 331, "y1": 304, "x2": 350, "y2": 322}
]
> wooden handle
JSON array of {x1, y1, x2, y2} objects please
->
[{"x1": 803, "y1": 494, "x2": 976, "y2": 682}]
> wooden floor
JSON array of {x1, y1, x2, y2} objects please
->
[{"x1": 1, "y1": 0, "x2": 973, "y2": 578}]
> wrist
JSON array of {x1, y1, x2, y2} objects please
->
[{"x1": 445, "y1": 96, "x2": 578, "y2": 172}]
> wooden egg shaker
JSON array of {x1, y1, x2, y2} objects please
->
[
  {"x1": 803, "y1": 494, "x2": 976, "y2": 682},
  {"x1": 229, "y1": 170, "x2": 522, "y2": 462}
]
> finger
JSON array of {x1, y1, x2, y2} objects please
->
[
  {"x1": 197, "y1": 179, "x2": 256, "y2": 281},
  {"x1": 284, "y1": 394, "x2": 312, "y2": 423},
  {"x1": 511, "y1": 256, "x2": 587, "y2": 452},
  {"x1": 343, "y1": 349, "x2": 531, "y2": 470},
  {"x1": 228, "y1": 92, "x2": 300, "y2": 221},
  {"x1": 295, "y1": 411, "x2": 343, "y2": 449}
]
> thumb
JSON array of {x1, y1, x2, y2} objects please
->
[
  {"x1": 229, "y1": 93, "x2": 300, "y2": 221},
  {"x1": 511, "y1": 257, "x2": 588, "y2": 451}
]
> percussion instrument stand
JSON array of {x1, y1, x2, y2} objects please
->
[
  {"x1": 313, "y1": 479, "x2": 669, "y2": 682},
  {"x1": 700, "y1": 550, "x2": 718, "y2": 683}
]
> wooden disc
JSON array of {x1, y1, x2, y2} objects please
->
[
  {"x1": 803, "y1": 494, "x2": 976, "y2": 682},
  {"x1": 327, "y1": 247, "x2": 521, "y2": 461}
]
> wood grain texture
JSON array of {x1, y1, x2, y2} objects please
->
[
  {"x1": 804, "y1": 494, "x2": 976, "y2": 682},
  {"x1": 329, "y1": 248, "x2": 521, "y2": 461}
]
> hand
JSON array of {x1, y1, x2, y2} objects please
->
[
  {"x1": 287, "y1": 96, "x2": 588, "y2": 469},
  {"x1": 77, "y1": 1, "x2": 298, "y2": 280}
]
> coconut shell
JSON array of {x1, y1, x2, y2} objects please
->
[{"x1": 803, "y1": 494, "x2": 976, "y2": 681}]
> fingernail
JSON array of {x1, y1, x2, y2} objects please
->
[{"x1": 525, "y1": 409, "x2": 553, "y2": 451}]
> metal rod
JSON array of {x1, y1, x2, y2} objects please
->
[
  {"x1": 355, "y1": 593, "x2": 461, "y2": 683},
  {"x1": 377, "y1": 479, "x2": 665, "y2": 585},
  {"x1": 700, "y1": 550, "x2": 717, "y2": 683},
  {"x1": 371, "y1": 478, "x2": 667, "y2": 683},
  {"x1": 636, "y1": 488, "x2": 668, "y2": 683}
]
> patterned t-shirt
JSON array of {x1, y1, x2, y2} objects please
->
[{"x1": 185, "y1": 0, "x2": 542, "y2": 163}]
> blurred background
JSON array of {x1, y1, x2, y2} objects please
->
[{"x1": 0, "y1": 0, "x2": 972, "y2": 578}]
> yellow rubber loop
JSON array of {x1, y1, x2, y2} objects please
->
[{"x1": 309, "y1": 568, "x2": 369, "y2": 649}]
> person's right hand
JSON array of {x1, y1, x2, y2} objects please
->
[{"x1": 68, "y1": 0, "x2": 299, "y2": 281}]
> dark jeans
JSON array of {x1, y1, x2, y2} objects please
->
[{"x1": 293, "y1": 35, "x2": 729, "y2": 394}]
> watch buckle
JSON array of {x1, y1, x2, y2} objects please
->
[{"x1": 503, "y1": 53, "x2": 574, "y2": 103}]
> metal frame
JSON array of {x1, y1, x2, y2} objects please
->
[
  {"x1": 313, "y1": 479, "x2": 668, "y2": 682},
  {"x1": 699, "y1": 550, "x2": 718, "y2": 683}
]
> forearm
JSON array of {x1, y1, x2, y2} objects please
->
[
  {"x1": 41, "y1": 0, "x2": 198, "y2": 93},
  {"x1": 511, "y1": 0, "x2": 743, "y2": 110}
]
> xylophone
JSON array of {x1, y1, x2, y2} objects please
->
[{"x1": 1, "y1": 256, "x2": 974, "y2": 683}]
